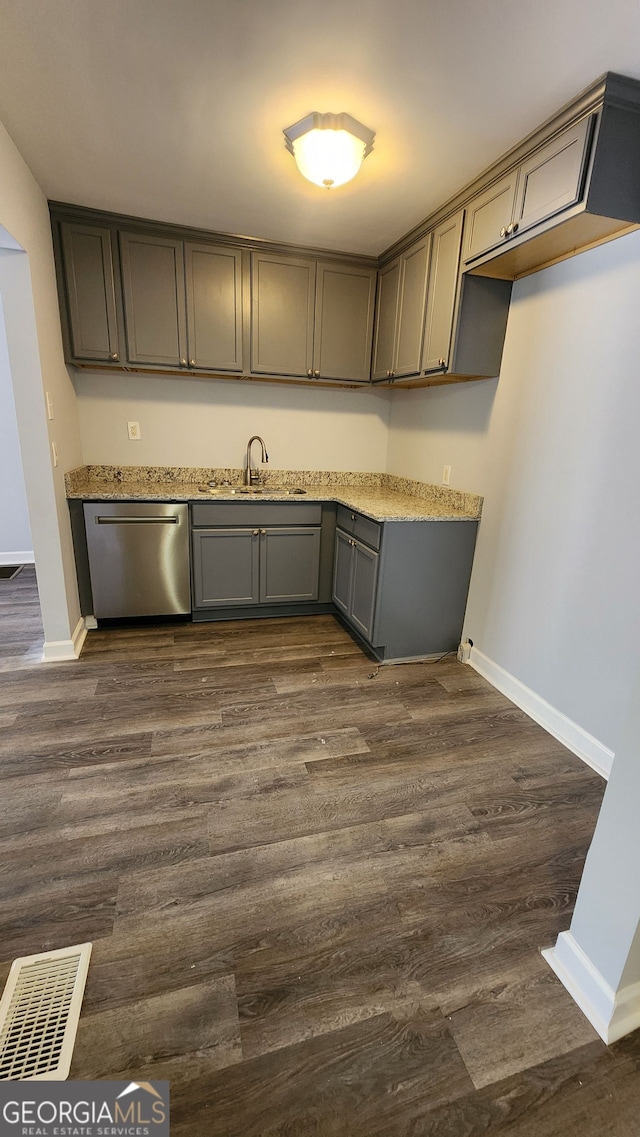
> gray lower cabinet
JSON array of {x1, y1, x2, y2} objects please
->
[
  {"x1": 120, "y1": 232, "x2": 188, "y2": 366},
  {"x1": 250, "y1": 252, "x2": 316, "y2": 377},
  {"x1": 313, "y1": 262, "x2": 376, "y2": 382},
  {"x1": 333, "y1": 506, "x2": 478, "y2": 661},
  {"x1": 192, "y1": 528, "x2": 260, "y2": 607},
  {"x1": 191, "y1": 503, "x2": 323, "y2": 612},
  {"x1": 260, "y1": 527, "x2": 321, "y2": 602},
  {"x1": 60, "y1": 222, "x2": 120, "y2": 362},
  {"x1": 332, "y1": 528, "x2": 379, "y2": 641}
]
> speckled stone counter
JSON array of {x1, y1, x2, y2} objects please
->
[{"x1": 65, "y1": 466, "x2": 482, "y2": 523}]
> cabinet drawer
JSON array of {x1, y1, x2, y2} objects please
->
[
  {"x1": 336, "y1": 505, "x2": 382, "y2": 550},
  {"x1": 191, "y1": 502, "x2": 322, "y2": 527}
]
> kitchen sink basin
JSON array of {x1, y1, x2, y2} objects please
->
[
  {"x1": 196, "y1": 484, "x2": 307, "y2": 496},
  {"x1": 238, "y1": 486, "x2": 307, "y2": 495}
]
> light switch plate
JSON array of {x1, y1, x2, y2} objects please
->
[
  {"x1": 442, "y1": 465, "x2": 451, "y2": 485},
  {"x1": 127, "y1": 421, "x2": 141, "y2": 441}
]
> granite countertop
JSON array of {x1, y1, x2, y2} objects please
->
[{"x1": 65, "y1": 467, "x2": 482, "y2": 523}]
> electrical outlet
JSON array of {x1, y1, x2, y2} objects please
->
[
  {"x1": 442, "y1": 465, "x2": 451, "y2": 485},
  {"x1": 45, "y1": 391, "x2": 54, "y2": 420},
  {"x1": 127, "y1": 421, "x2": 141, "y2": 441},
  {"x1": 51, "y1": 441, "x2": 58, "y2": 468}
]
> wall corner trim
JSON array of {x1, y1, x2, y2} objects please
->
[
  {"x1": 542, "y1": 932, "x2": 640, "y2": 1044},
  {"x1": 41, "y1": 617, "x2": 88, "y2": 663},
  {"x1": 468, "y1": 646, "x2": 613, "y2": 779}
]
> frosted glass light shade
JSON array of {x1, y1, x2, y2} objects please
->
[{"x1": 284, "y1": 112, "x2": 375, "y2": 189}]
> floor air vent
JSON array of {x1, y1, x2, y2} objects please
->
[{"x1": 0, "y1": 943, "x2": 92, "y2": 1080}]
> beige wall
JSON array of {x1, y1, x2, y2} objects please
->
[
  {"x1": 74, "y1": 371, "x2": 391, "y2": 472},
  {"x1": 0, "y1": 119, "x2": 83, "y2": 647}
]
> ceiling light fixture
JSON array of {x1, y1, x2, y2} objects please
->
[{"x1": 283, "y1": 112, "x2": 375, "y2": 189}]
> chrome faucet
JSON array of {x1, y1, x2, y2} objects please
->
[{"x1": 245, "y1": 435, "x2": 269, "y2": 486}]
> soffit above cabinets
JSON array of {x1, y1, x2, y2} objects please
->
[{"x1": 2, "y1": 0, "x2": 640, "y2": 255}]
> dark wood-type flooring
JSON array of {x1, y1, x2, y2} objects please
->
[{"x1": 1, "y1": 567, "x2": 638, "y2": 1134}]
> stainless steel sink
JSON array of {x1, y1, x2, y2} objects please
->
[
  {"x1": 238, "y1": 486, "x2": 307, "y2": 495},
  {"x1": 196, "y1": 484, "x2": 306, "y2": 496}
]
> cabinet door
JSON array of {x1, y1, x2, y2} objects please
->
[
  {"x1": 350, "y1": 539, "x2": 379, "y2": 641},
  {"x1": 313, "y1": 263, "x2": 376, "y2": 382},
  {"x1": 422, "y1": 211, "x2": 464, "y2": 373},
  {"x1": 332, "y1": 528, "x2": 353, "y2": 615},
  {"x1": 120, "y1": 233, "x2": 187, "y2": 366},
  {"x1": 462, "y1": 172, "x2": 518, "y2": 263},
  {"x1": 513, "y1": 116, "x2": 593, "y2": 236},
  {"x1": 371, "y1": 259, "x2": 400, "y2": 381},
  {"x1": 250, "y1": 252, "x2": 315, "y2": 377},
  {"x1": 393, "y1": 236, "x2": 431, "y2": 378},
  {"x1": 192, "y1": 528, "x2": 259, "y2": 608},
  {"x1": 260, "y1": 527, "x2": 321, "y2": 603},
  {"x1": 185, "y1": 243, "x2": 243, "y2": 372},
  {"x1": 61, "y1": 222, "x2": 120, "y2": 362}
]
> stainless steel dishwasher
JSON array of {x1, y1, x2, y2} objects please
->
[{"x1": 83, "y1": 502, "x2": 191, "y2": 618}]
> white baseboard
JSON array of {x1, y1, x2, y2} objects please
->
[
  {"x1": 42, "y1": 617, "x2": 88, "y2": 663},
  {"x1": 543, "y1": 932, "x2": 640, "y2": 1043},
  {"x1": 468, "y1": 647, "x2": 613, "y2": 779},
  {"x1": 0, "y1": 550, "x2": 34, "y2": 566}
]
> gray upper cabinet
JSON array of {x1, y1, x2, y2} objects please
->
[
  {"x1": 371, "y1": 259, "x2": 400, "y2": 381},
  {"x1": 60, "y1": 222, "x2": 120, "y2": 362},
  {"x1": 371, "y1": 236, "x2": 430, "y2": 382},
  {"x1": 313, "y1": 262, "x2": 376, "y2": 382},
  {"x1": 184, "y1": 243, "x2": 243, "y2": 372},
  {"x1": 250, "y1": 252, "x2": 316, "y2": 377},
  {"x1": 512, "y1": 116, "x2": 593, "y2": 236},
  {"x1": 421, "y1": 211, "x2": 464, "y2": 374},
  {"x1": 393, "y1": 236, "x2": 431, "y2": 378},
  {"x1": 462, "y1": 172, "x2": 519, "y2": 264},
  {"x1": 120, "y1": 233, "x2": 187, "y2": 366}
]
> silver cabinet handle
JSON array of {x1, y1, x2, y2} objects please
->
[
  {"x1": 189, "y1": 359, "x2": 196, "y2": 367},
  {"x1": 252, "y1": 529, "x2": 259, "y2": 536},
  {"x1": 508, "y1": 221, "x2": 518, "y2": 235},
  {"x1": 260, "y1": 528, "x2": 267, "y2": 535},
  {"x1": 500, "y1": 226, "x2": 507, "y2": 238},
  {"x1": 314, "y1": 369, "x2": 320, "y2": 378},
  {"x1": 95, "y1": 516, "x2": 179, "y2": 525},
  {"x1": 179, "y1": 358, "x2": 187, "y2": 366},
  {"x1": 109, "y1": 352, "x2": 119, "y2": 361},
  {"x1": 351, "y1": 514, "x2": 356, "y2": 520},
  {"x1": 438, "y1": 358, "x2": 447, "y2": 368},
  {"x1": 307, "y1": 369, "x2": 313, "y2": 378}
]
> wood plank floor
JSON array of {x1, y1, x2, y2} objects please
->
[{"x1": 1, "y1": 567, "x2": 638, "y2": 1134}]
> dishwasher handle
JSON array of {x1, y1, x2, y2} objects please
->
[{"x1": 95, "y1": 515, "x2": 180, "y2": 525}]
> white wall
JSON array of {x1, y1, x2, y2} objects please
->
[
  {"x1": 0, "y1": 298, "x2": 32, "y2": 562},
  {"x1": 74, "y1": 371, "x2": 391, "y2": 472},
  {"x1": 387, "y1": 231, "x2": 640, "y2": 754},
  {"x1": 0, "y1": 118, "x2": 83, "y2": 648},
  {"x1": 386, "y1": 377, "x2": 497, "y2": 493}
]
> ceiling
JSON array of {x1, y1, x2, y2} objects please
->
[{"x1": 1, "y1": 0, "x2": 640, "y2": 256}]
